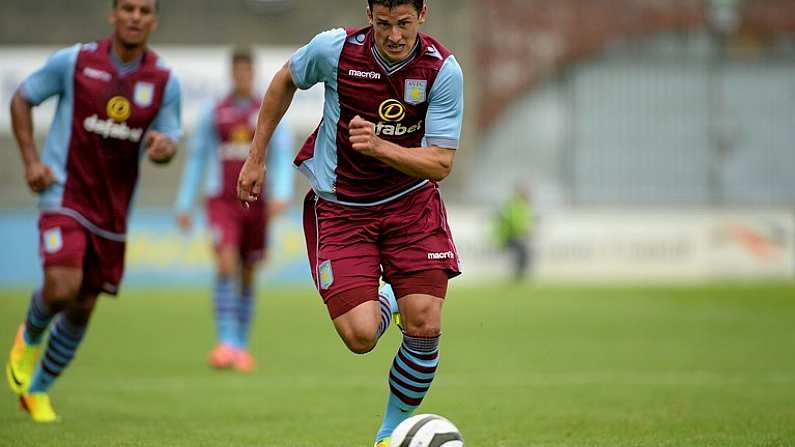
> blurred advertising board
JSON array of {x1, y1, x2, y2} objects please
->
[
  {"x1": 0, "y1": 209, "x2": 310, "y2": 289},
  {"x1": 0, "y1": 208, "x2": 792, "y2": 288},
  {"x1": 450, "y1": 208, "x2": 795, "y2": 282},
  {"x1": 0, "y1": 46, "x2": 324, "y2": 136}
]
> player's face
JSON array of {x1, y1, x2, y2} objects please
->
[
  {"x1": 110, "y1": 0, "x2": 158, "y2": 47},
  {"x1": 232, "y1": 60, "x2": 254, "y2": 97},
  {"x1": 368, "y1": 3, "x2": 427, "y2": 63}
]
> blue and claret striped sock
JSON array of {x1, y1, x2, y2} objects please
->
[
  {"x1": 23, "y1": 289, "x2": 56, "y2": 345},
  {"x1": 236, "y1": 287, "x2": 255, "y2": 349},
  {"x1": 376, "y1": 283, "x2": 398, "y2": 339},
  {"x1": 375, "y1": 334, "x2": 440, "y2": 441},
  {"x1": 214, "y1": 276, "x2": 238, "y2": 347},
  {"x1": 28, "y1": 315, "x2": 86, "y2": 393}
]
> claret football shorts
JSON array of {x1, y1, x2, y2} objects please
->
[
  {"x1": 38, "y1": 213, "x2": 125, "y2": 296},
  {"x1": 303, "y1": 183, "x2": 461, "y2": 318}
]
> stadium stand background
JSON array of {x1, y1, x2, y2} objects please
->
[
  {"x1": 0, "y1": 0, "x2": 792, "y2": 283},
  {"x1": 2, "y1": 0, "x2": 793, "y2": 208}
]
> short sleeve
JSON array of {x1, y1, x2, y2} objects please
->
[
  {"x1": 288, "y1": 28, "x2": 347, "y2": 90},
  {"x1": 19, "y1": 45, "x2": 79, "y2": 106},
  {"x1": 424, "y1": 56, "x2": 464, "y2": 149}
]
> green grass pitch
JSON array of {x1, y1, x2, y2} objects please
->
[{"x1": 1, "y1": 282, "x2": 794, "y2": 446}]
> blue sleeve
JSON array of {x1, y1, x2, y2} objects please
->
[
  {"x1": 425, "y1": 55, "x2": 464, "y2": 149},
  {"x1": 19, "y1": 45, "x2": 78, "y2": 106},
  {"x1": 174, "y1": 100, "x2": 216, "y2": 213},
  {"x1": 151, "y1": 74, "x2": 182, "y2": 142},
  {"x1": 288, "y1": 28, "x2": 346, "y2": 90},
  {"x1": 268, "y1": 119, "x2": 296, "y2": 202}
]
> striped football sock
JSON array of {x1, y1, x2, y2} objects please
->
[
  {"x1": 376, "y1": 283, "x2": 397, "y2": 339},
  {"x1": 236, "y1": 287, "x2": 255, "y2": 349},
  {"x1": 214, "y1": 276, "x2": 238, "y2": 347},
  {"x1": 23, "y1": 289, "x2": 56, "y2": 345},
  {"x1": 28, "y1": 315, "x2": 86, "y2": 393},
  {"x1": 375, "y1": 334, "x2": 440, "y2": 442}
]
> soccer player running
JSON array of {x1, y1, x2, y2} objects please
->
[
  {"x1": 237, "y1": 1, "x2": 463, "y2": 445},
  {"x1": 5, "y1": 0, "x2": 181, "y2": 422},
  {"x1": 175, "y1": 49, "x2": 294, "y2": 372}
]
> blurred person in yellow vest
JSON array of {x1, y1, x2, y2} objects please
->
[{"x1": 495, "y1": 183, "x2": 535, "y2": 281}]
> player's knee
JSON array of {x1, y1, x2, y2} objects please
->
[
  {"x1": 43, "y1": 272, "x2": 82, "y2": 303},
  {"x1": 217, "y1": 263, "x2": 236, "y2": 277},
  {"x1": 402, "y1": 311, "x2": 441, "y2": 337},
  {"x1": 344, "y1": 338, "x2": 377, "y2": 355},
  {"x1": 216, "y1": 247, "x2": 238, "y2": 277},
  {"x1": 340, "y1": 328, "x2": 378, "y2": 354},
  {"x1": 403, "y1": 322, "x2": 441, "y2": 338}
]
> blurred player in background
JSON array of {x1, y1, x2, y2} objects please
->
[
  {"x1": 237, "y1": 0, "x2": 463, "y2": 445},
  {"x1": 5, "y1": 0, "x2": 181, "y2": 423},
  {"x1": 175, "y1": 48, "x2": 294, "y2": 372}
]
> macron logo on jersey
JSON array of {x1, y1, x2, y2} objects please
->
[
  {"x1": 82, "y1": 67, "x2": 112, "y2": 82},
  {"x1": 348, "y1": 69, "x2": 381, "y2": 80}
]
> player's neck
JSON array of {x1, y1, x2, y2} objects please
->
[{"x1": 111, "y1": 36, "x2": 146, "y2": 64}]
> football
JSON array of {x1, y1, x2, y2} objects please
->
[{"x1": 389, "y1": 414, "x2": 463, "y2": 447}]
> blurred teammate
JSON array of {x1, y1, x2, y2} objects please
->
[
  {"x1": 175, "y1": 49, "x2": 294, "y2": 372},
  {"x1": 237, "y1": 1, "x2": 463, "y2": 445},
  {"x1": 5, "y1": 0, "x2": 181, "y2": 422}
]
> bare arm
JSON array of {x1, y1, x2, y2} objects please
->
[
  {"x1": 11, "y1": 91, "x2": 39, "y2": 167},
  {"x1": 348, "y1": 115, "x2": 455, "y2": 182},
  {"x1": 250, "y1": 64, "x2": 298, "y2": 163},
  {"x1": 10, "y1": 90, "x2": 53, "y2": 192},
  {"x1": 238, "y1": 63, "x2": 298, "y2": 205}
]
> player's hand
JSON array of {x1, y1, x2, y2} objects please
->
[
  {"x1": 145, "y1": 131, "x2": 176, "y2": 164},
  {"x1": 268, "y1": 199, "x2": 288, "y2": 218},
  {"x1": 176, "y1": 212, "x2": 192, "y2": 233},
  {"x1": 238, "y1": 154, "x2": 266, "y2": 208},
  {"x1": 349, "y1": 115, "x2": 381, "y2": 158},
  {"x1": 24, "y1": 160, "x2": 55, "y2": 193}
]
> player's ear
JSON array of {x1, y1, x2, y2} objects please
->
[
  {"x1": 367, "y1": 6, "x2": 373, "y2": 26},
  {"x1": 418, "y1": 5, "x2": 427, "y2": 24}
]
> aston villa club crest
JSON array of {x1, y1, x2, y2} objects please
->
[
  {"x1": 43, "y1": 228, "x2": 63, "y2": 254},
  {"x1": 404, "y1": 79, "x2": 427, "y2": 105},
  {"x1": 133, "y1": 81, "x2": 154, "y2": 107}
]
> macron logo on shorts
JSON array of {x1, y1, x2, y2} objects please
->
[{"x1": 427, "y1": 251, "x2": 455, "y2": 260}]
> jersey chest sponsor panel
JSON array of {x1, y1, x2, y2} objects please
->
[
  {"x1": 62, "y1": 39, "x2": 170, "y2": 235},
  {"x1": 212, "y1": 95, "x2": 262, "y2": 202},
  {"x1": 296, "y1": 28, "x2": 451, "y2": 204}
]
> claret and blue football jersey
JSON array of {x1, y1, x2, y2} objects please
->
[
  {"x1": 19, "y1": 37, "x2": 181, "y2": 241},
  {"x1": 289, "y1": 26, "x2": 464, "y2": 206}
]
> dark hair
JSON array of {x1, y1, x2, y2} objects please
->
[
  {"x1": 113, "y1": 0, "x2": 159, "y2": 11},
  {"x1": 231, "y1": 48, "x2": 254, "y2": 65},
  {"x1": 367, "y1": 0, "x2": 424, "y2": 13}
]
